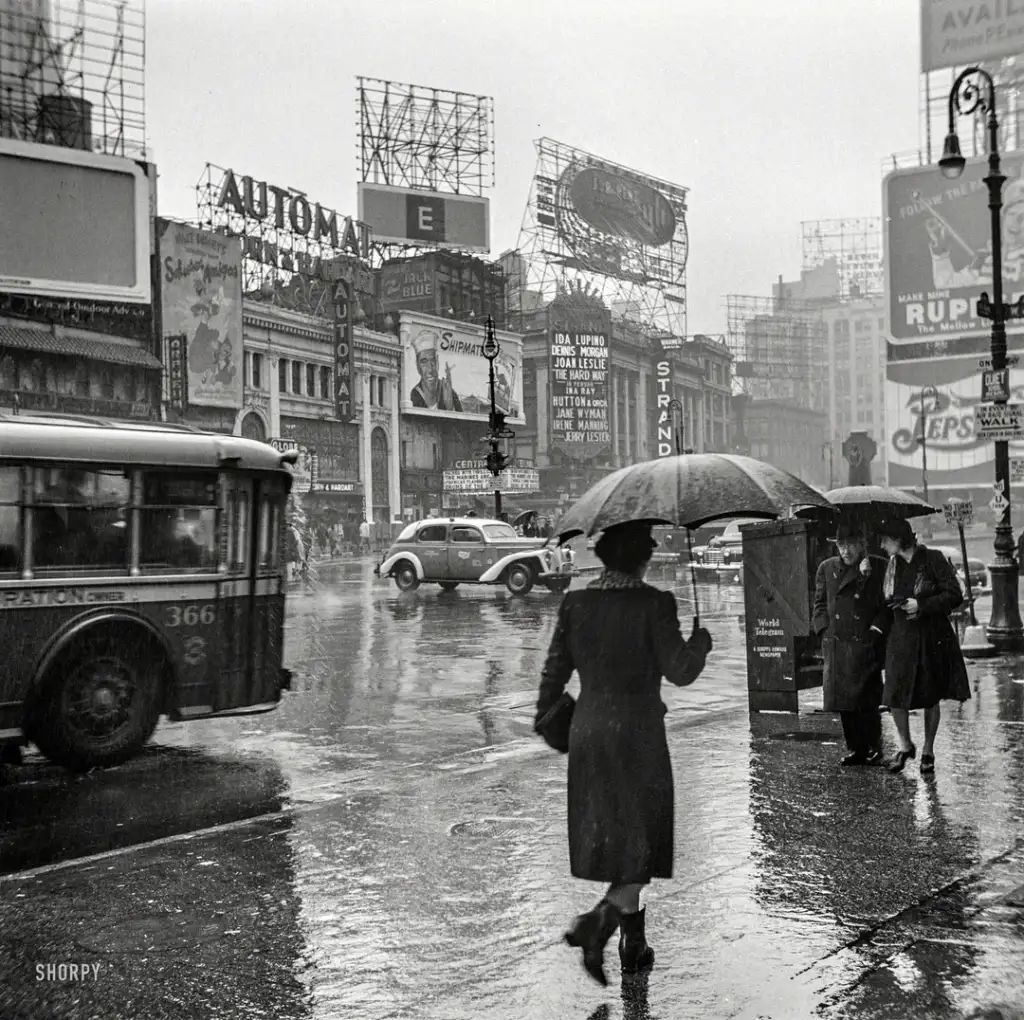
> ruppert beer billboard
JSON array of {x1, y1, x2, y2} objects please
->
[
  {"x1": 398, "y1": 311, "x2": 524, "y2": 425},
  {"x1": 883, "y1": 152, "x2": 1024, "y2": 343}
]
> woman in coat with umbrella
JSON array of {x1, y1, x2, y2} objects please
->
[
  {"x1": 535, "y1": 521, "x2": 713, "y2": 985},
  {"x1": 874, "y1": 518, "x2": 970, "y2": 774}
]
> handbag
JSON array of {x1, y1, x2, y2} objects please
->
[{"x1": 534, "y1": 692, "x2": 576, "y2": 753}]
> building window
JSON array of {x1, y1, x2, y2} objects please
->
[
  {"x1": 401, "y1": 440, "x2": 408, "y2": 467},
  {"x1": 292, "y1": 361, "x2": 302, "y2": 395},
  {"x1": 279, "y1": 359, "x2": 288, "y2": 393},
  {"x1": 432, "y1": 443, "x2": 439, "y2": 469},
  {"x1": 252, "y1": 353, "x2": 263, "y2": 390},
  {"x1": 306, "y1": 364, "x2": 316, "y2": 397},
  {"x1": 320, "y1": 366, "x2": 331, "y2": 400},
  {"x1": 377, "y1": 376, "x2": 386, "y2": 407},
  {"x1": 368, "y1": 374, "x2": 377, "y2": 406}
]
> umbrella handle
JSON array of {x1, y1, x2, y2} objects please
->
[{"x1": 686, "y1": 527, "x2": 699, "y2": 627}]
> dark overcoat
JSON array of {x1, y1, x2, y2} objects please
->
[
  {"x1": 536, "y1": 584, "x2": 707, "y2": 884},
  {"x1": 812, "y1": 553, "x2": 890, "y2": 712},
  {"x1": 882, "y1": 545, "x2": 970, "y2": 710}
]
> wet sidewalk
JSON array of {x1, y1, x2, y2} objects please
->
[{"x1": 5, "y1": 570, "x2": 1024, "y2": 1018}]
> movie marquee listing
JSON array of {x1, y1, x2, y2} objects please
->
[{"x1": 549, "y1": 331, "x2": 610, "y2": 458}]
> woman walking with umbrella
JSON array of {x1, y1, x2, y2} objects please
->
[
  {"x1": 534, "y1": 521, "x2": 713, "y2": 985},
  {"x1": 874, "y1": 518, "x2": 970, "y2": 774}
]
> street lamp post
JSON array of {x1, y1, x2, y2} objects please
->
[
  {"x1": 821, "y1": 440, "x2": 834, "y2": 490},
  {"x1": 668, "y1": 398, "x2": 684, "y2": 456},
  {"x1": 940, "y1": 67, "x2": 1024, "y2": 649},
  {"x1": 482, "y1": 316, "x2": 512, "y2": 520},
  {"x1": 918, "y1": 384, "x2": 938, "y2": 508}
]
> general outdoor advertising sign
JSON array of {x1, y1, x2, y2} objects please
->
[
  {"x1": 549, "y1": 329, "x2": 611, "y2": 461},
  {"x1": 443, "y1": 460, "x2": 540, "y2": 496},
  {"x1": 883, "y1": 152, "x2": 1024, "y2": 343},
  {"x1": 921, "y1": 0, "x2": 1024, "y2": 72},
  {"x1": 358, "y1": 183, "x2": 490, "y2": 252},
  {"x1": 157, "y1": 219, "x2": 244, "y2": 410},
  {"x1": 886, "y1": 352, "x2": 1024, "y2": 490},
  {"x1": 398, "y1": 311, "x2": 524, "y2": 424}
]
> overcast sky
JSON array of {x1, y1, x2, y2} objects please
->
[{"x1": 147, "y1": 0, "x2": 921, "y2": 335}]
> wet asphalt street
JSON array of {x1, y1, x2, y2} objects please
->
[{"x1": 3, "y1": 557, "x2": 1024, "y2": 1019}]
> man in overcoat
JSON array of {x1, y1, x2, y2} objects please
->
[{"x1": 812, "y1": 521, "x2": 890, "y2": 766}]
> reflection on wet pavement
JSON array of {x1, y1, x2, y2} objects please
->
[{"x1": 4, "y1": 560, "x2": 1024, "y2": 1018}]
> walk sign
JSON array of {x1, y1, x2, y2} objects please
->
[{"x1": 976, "y1": 402, "x2": 1024, "y2": 440}]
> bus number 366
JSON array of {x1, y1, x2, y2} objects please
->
[{"x1": 166, "y1": 604, "x2": 216, "y2": 627}]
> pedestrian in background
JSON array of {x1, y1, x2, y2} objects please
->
[
  {"x1": 535, "y1": 520, "x2": 713, "y2": 986},
  {"x1": 359, "y1": 518, "x2": 371, "y2": 555},
  {"x1": 812, "y1": 521, "x2": 889, "y2": 766},
  {"x1": 874, "y1": 518, "x2": 970, "y2": 774}
]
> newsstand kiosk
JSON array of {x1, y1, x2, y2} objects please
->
[{"x1": 740, "y1": 516, "x2": 834, "y2": 712}]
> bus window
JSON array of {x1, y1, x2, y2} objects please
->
[
  {"x1": 232, "y1": 485, "x2": 251, "y2": 572},
  {"x1": 32, "y1": 467, "x2": 130, "y2": 571},
  {"x1": 139, "y1": 472, "x2": 218, "y2": 573},
  {"x1": 258, "y1": 495, "x2": 284, "y2": 570},
  {"x1": 0, "y1": 466, "x2": 21, "y2": 573}
]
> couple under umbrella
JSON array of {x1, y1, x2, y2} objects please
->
[{"x1": 534, "y1": 454, "x2": 831, "y2": 985}]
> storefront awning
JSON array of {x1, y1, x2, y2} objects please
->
[{"x1": 0, "y1": 324, "x2": 162, "y2": 369}]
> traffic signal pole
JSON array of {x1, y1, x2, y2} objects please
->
[
  {"x1": 487, "y1": 353, "x2": 502, "y2": 520},
  {"x1": 481, "y1": 316, "x2": 513, "y2": 521}
]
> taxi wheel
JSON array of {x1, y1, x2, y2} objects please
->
[
  {"x1": 506, "y1": 563, "x2": 534, "y2": 596},
  {"x1": 439, "y1": 582, "x2": 459, "y2": 591},
  {"x1": 394, "y1": 562, "x2": 420, "y2": 591}
]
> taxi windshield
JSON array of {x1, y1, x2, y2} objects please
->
[{"x1": 483, "y1": 523, "x2": 517, "y2": 540}]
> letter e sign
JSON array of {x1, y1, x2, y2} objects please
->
[{"x1": 406, "y1": 194, "x2": 446, "y2": 242}]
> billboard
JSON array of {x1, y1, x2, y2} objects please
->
[
  {"x1": 884, "y1": 154, "x2": 1024, "y2": 343},
  {"x1": 398, "y1": 311, "x2": 523, "y2": 424},
  {"x1": 358, "y1": 183, "x2": 490, "y2": 251},
  {"x1": 443, "y1": 460, "x2": 540, "y2": 495},
  {"x1": 886, "y1": 351, "x2": 1024, "y2": 490},
  {"x1": 921, "y1": 0, "x2": 1024, "y2": 71},
  {"x1": 549, "y1": 328, "x2": 611, "y2": 461},
  {"x1": 0, "y1": 138, "x2": 151, "y2": 305},
  {"x1": 157, "y1": 220, "x2": 244, "y2": 410},
  {"x1": 379, "y1": 262, "x2": 434, "y2": 315}
]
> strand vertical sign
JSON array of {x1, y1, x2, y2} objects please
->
[
  {"x1": 655, "y1": 360, "x2": 673, "y2": 456},
  {"x1": 549, "y1": 329, "x2": 610, "y2": 461},
  {"x1": 333, "y1": 279, "x2": 356, "y2": 422}
]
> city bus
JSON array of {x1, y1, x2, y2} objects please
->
[{"x1": 0, "y1": 414, "x2": 297, "y2": 771}]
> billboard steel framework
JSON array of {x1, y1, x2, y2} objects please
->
[
  {"x1": 726, "y1": 293, "x2": 827, "y2": 411},
  {"x1": 0, "y1": 0, "x2": 146, "y2": 158},
  {"x1": 513, "y1": 137, "x2": 689, "y2": 341},
  {"x1": 801, "y1": 218, "x2": 883, "y2": 301}
]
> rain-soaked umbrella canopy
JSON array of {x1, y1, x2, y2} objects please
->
[
  {"x1": 553, "y1": 454, "x2": 832, "y2": 542},
  {"x1": 824, "y1": 485, "x2": 937, "y2": 521}
]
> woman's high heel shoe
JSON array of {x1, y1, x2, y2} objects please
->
[
  {"x1": 564, "y1": 898, "x2": 621, "y2": 986},
  {"x1": 887, "y1": 744, "x2": 917, "y2": 773}
]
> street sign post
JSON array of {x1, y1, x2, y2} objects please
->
[
  {"x1": 945, "y1": 497, "x2": 978, "y2": 627},
  {"x1": 982, "y1": 369, "x2": 1011, "y2": 402},
  {"x1": 976, "y1": 402, "x2": 1024, "y2": 441}
]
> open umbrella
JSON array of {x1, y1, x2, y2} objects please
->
[
  {"x1": 552, "y1": 454, "x2": 833, "y2": 626},
  {"x1": 824, "y1": 485, "x2": 937, "y2": 522},
  {"x1": 554, "y1": 454, "x2": 832, "y2": 539}
]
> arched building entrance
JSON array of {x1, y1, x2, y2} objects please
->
[{"x1": 239, "y1": 411, "x2": 268, "y2": 442}]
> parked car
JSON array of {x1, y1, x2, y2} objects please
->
[
  {"x1": 930, "y1": 545, "x2": 991, "y2": 598},
  {"x1": 691, "y1": 518, "x2": 763, "y2": 584},
  {"x1": 375, "y1": 517, "x2": 575, "y2": 595}
]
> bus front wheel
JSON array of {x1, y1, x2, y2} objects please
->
[{"x1": 31, "y1": 632, "x2": 164, "y2": 772}]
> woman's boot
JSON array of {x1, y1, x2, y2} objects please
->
[
  {"x1": 564, "y1": 898, "x2": 621, "y2": 986},
  {"x1": 618, "y1": 907, "x2": 654, "y2": 973}
]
